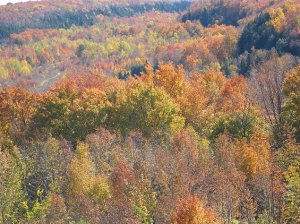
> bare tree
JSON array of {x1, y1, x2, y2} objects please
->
[{"x1": 249, "y1": 52, "x2": 299, "y2": 128}]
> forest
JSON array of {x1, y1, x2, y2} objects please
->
[{"x1": 1, "y1": 0, "x2": 300, "y2": 223}]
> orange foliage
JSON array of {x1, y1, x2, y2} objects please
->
[
  {"x1": 0, "y1": 87, "x2": 39, "y2": 142},
  {"x1": 173, "y1": 196, "x2": 220, "y2": 224},
  {"x1": 218, "y1": 76, "x2": 249, "y2": 113},
  {"x1": 153, "y1": 62, "x2": 187, "y2": 99}
]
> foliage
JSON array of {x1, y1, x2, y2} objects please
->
[
  {"x1": 32, "y1": 80, "x2": 109, "y2": 144},
  {"x1": 1, "y1": 0, "x2": 300, "y2": 223},
  {"x1": 282, "y1": 65, "x2": 300, "y2": 142},
  {"x1": 0, "y1": 146, "x2": 25, "y2": 224},
  {"x1": 173, "y1": 196, "x2": 220, "y2": 224},
  {"x1": 106, "y1": 79, "x2": 184, "y2": 137},
  {"x1": 283, "y1": 161, "x2": 300, "y2": 223}
]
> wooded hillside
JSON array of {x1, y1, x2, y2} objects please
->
[{"x1": 1, "y1": 0, "x2": 300, "y2": 223}]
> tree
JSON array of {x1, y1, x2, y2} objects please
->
[
  {"x1": 0, "y1": 147, "x2": 24, "y2": 224},
  {"x1": 277, "y1": 137, "x2": 300, "y2": 171},
  {"x1": 238, "y1": 13, "x2": 280, "y2": 54},
  {"x1": 283, "y1": 161, "x2": 300, "y2": 223},
  {"x1": 153, "y1": 62, "x2": 187, "y2": 99},
  {"x1": 173, "y1": 196, "x2": 220, "y2": 224},
  {"x1": 45, "y1": 192, "x2": 69, "y2": 224},
  {"x1": 32, "y1": 80, "x2": 109, "y2": 144},
  {"x1": 234, "y1": 139, "x2": 259, "y2": 179},
  {"x1": 108, "y1": 160, "x2": 139, "y2": 224},
  {"x1": 106, "y1": 80, "x2": 184, "y2": 137},
  {"x1": 66, "y1": 142, "x2": 111, "y2": 223},
  {"x1": 22, "y1": 137, "x2": 71, "y2": 209},
  {"x1": 216, "y1": 76, "x2": 263, "y2": 139},
  {"x1": 85, "y1": 127, "x2": 119, "y2": 175},
  {"x1": 0, "y1": 87, "x2": 38, "y2": 144},
  {"x1": 179, "y1": 70, "x2": 225, "y2": 135},
  {"x1": 153, "y1": 131, "x2": 203, "y2": 223},
  {"x1": 282, "y1": 65, "x2": 300, "y2": 143},
  {"x1": 212, "y1": 134, "x2": 256, "y2": 223},
  {"x1": 249, "y1": 53, "x2": 298, "y2": 142}
]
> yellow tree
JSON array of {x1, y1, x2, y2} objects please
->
[
  {"x1": 233, "y1": 130, "x2": 272, "y2": 179},
  {"x1": 66, "y1": 143, "x2": 111, "y2": 223},
  {"x1": 234, "y1": 139, "x2": 259, "y2": 179},
  {"x1": 283, "y1": 161, "x2": 300, "y2": 223},
  {"x1": 267, "y1": 8, "x2": 286, "y2": 33}
]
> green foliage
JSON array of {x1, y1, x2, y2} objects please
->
[
  {"x1": 2, "y1": 0, "x2": 300, "y2": 223},
  {"x1": 254, "y1": 213, "x2": 276, "y2": 224},
  {"x1": 106, "y1": 82, "x2": 184, "y2": 137},
  {"x1": 87, "y1": 176, "x2": 112, "y2": 211},
  {"x1": 133, "y1": 205, "x2": 153, "y2": 224},
  {"x1": 283, "y1": 162, "x2": 300, "y2": 223},
  {"x1": 277, "y1": 137, "x2": 300, "y2": 171},
  {"x1": 211, "y1": 112, "x2": 262, "y2": 140},
  {"x1": 0, "y1": 147, "x2": 25, "y2": 224},
  {"x1": 238, "y1": 10, "x2": 300, "y2": 58},
  {"x1": 66, "y1": 142, "x2": 111, "y2": 221},
  {"x1": 182, "y1": 1, "x2": 242, "y2": 26},
  {"x1": 22, "y1": 137, "x2": 67, "y2": 207},
  {"x1": 238, "y1": 13, "x2": 280, "y2": 54},
  {"x1": 282, "y1": 65, "x2": 300, "y2": 142},
  {"x1": 70, "y1": 221, "x2": 90, "y2": 224},
  {"x1": 23, "y1": 190, "x2": 47, "y2": 222},
  {"x1": 33, "y1": 85, "x2": 109, "y2": 144}
]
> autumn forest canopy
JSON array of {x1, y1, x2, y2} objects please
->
[{"x1": 2, "y1": 0, "x2": 300, "y2": 223}]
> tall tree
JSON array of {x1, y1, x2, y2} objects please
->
[
  {"x1": 0, "y1": 145, "x2": 24, "y2": 224},
  {"x1": 250, "y1": 53, "x2": 298, "y2": 141},
  {"x1": 282, "y1": 65, "x2": 300, "y2": 143}
]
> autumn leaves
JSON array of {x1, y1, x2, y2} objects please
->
[{"x1": 1, "y1": 60, "x2": 293, "y2": 223}]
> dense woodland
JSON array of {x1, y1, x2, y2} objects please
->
[{"x1": 1, "y1": 0, "x2": 300, "y2": 223}]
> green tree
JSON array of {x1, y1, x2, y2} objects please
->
[
  {"x1": 107, "y1": 81, "x2": 184, "y2": 137},
  {"x1": 282, "y1": 65, "x2": 300, "y2": 142},
  {"x1": 33, "y1": 81, "x2": 109, "y2": 144},
  {"x1": 284, "y1": 162, "x2": 300, "y2": 223},
  {"x1": 0, "y1": 146, "x2": 25, "y2": 224}
]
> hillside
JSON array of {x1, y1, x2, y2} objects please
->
[{"x1": 1, "y1": 0, "x2": 300, "y2": 223}]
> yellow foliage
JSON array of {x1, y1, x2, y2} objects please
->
[
  {"x1": 66, "y1": 143, "x2": 111, "y2": 211},
  {"x1": 67, "y1": 143, "x2": 94, "y2": 197},
  {"x1": 267, "y1": 8, "x2": 286, "y2": 32},
  {"x1": 87, "y1": 176, "x2": 111, "y2": 210},
  {"x1": 153, "y1": 61, "x2": 187, "y2": 99},
  {"x1": 235, "y1": 140, "x2": 259, "y2": 178},
  {"x1": 235, "y1": 131, "x2": 271, "y2": 178}
]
